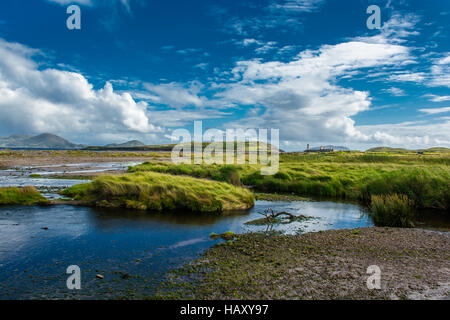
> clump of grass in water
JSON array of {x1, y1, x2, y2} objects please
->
[
  {"x1": 370, "y1": 194, "x2": 415, "y2": 227},
  {"x1": 0, "y1": 186, "x2": 49, "y2": 206},
  {"x1": 60, "y1": 172, "x2": 254, "y2": 213},
  {"x1": 210, "y1": 231, "x2": 237, "y2": 241}
]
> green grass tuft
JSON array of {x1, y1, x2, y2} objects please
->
[
  {"x1": 61, "y1": 172, "x2": 254, "y2": 213},
  {"x1": 0, "y1": 186, "x2": 49, "y2": 206},
  {"x1": 370, "y1": 194, "x2": 416, "y2": 227}
]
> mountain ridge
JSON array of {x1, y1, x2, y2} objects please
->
[
  {"x1": 0, "y1": 133, "x2": 82, "y2": 149},
  {"x1": 105, "y1": 140, "x2": 146, "y2": 148}
]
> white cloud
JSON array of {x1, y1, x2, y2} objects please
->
[
  {"x1": 423, "y1": 94, "x2": 450, "y2": 102},
  {"x1": 429, "y1": 54, "x2": 450, "y2": 87},
  {"x1": 419, "y1": 107, "x2": 450, "y2": 115},
  {"x1": 383, "y1": 87, "x2": 406, "y2": 96},
  {"x1": 0, "y1": 39, "x2": 162, "y2": 144},
  {"x1": 211, "y1": 15, "x2": 450, "y2": 149},
  {"x1": 142, "y1": 81, "x2": 205, "y2": 108},
  {"x1": 270, "y1": 0, "x2": 326, "y2": 13},
  {"x1": 47, "y1": 0, "x2": 133, "y2": 13},
  {"x1": 388, "y1": 72, "x2": 426, "y2": 83},
  {"x1": 47, "y1": 0, "x2": 92, "y2": 5},
  {"x1": 356, "y1": 121, "x2": 450, "y2": 148},
  {"x1": 215, "y1": 40, "x2": 413, "y2": 145}
]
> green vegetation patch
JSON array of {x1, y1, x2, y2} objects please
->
[
  {"x1": 129, "y1": 162, "x2": 244, "y2": 186},
  {"x1": 60, "y1": 172, "x2": 254, "y2": 213},
  {"x1": 210, "y1": 231, "x2": 237, "y2": 241},
  {"x1": 244, "y1": 214, "x2": 312, "y2": 226},
  {"x1": 130, "y1": 153, "x2": 450, "y2": 212},
  {"x1": 129, "y1": 152, "x2": 450, "y2": 227},
  {"x1": 255, "y1": 193, "x2": 310, "y2": 202},
  {"x1": 0, "y1": 186, "x2": 49, "y2": 206},
  {"x1": 370, "y1": 194, "x2": 415, "y2": 228}
]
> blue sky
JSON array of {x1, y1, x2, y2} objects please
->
[{"x1": 0, "y1": 0, "x2": 449, "y2": 150}]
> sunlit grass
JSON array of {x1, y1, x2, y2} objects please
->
[
  {"x1": 61, "y1": 172, "x2": 255, "y2": 213},
  {"x1": 0, "y1": 186, "x2": 49, "y2": 206},
  {"x1": 130, "y1": 152, "x2": 450, "y2": 213}
]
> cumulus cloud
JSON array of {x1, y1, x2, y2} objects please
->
[
  {"x1": 216, "y1": 40, "x2": 411, "y2": 145},
  {"x1": 121, "y1": 13, "x2": 450, "y2": 150},
  {"x1": 0, "y1": 39, "x2": 162, "y2": 144},
  {"x1": 210, "y1": 14, "x2": 450, "y2": 149},
  {"x1": 357, "y1": 121, "x2": 450, "y2": 148},
  {"x1": 142, "y1": 81, "x2": 206, "y2": 108}
]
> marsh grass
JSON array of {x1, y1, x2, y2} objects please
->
[
  {"x1": 0, "y1": 186, "x2": 49, "y2": 206},
  {"x1": 130, "y1": 152, "x2": 450, "y2": 215},
  {"x1": 61, "y1": 172, "x2": 254, "y2": 213},
  {"x1": 129, "y1": 162, "x2": 243, "y2": 186},
  {"x1": 370, "y1": 194, "x2": 415, "y2": 227}
]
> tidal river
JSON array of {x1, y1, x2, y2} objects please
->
[
  {"x1": 0, "y1": 201, "x2": 373, "y2": 299},
  {"x1": 0, "y1": 161, "x2": 373, "y2": 299}
]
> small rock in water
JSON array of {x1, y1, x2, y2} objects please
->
[
  {"x1": 121, "y1": 273, "x2": 131, "y2": 280},
  {"x1": 96, "y1": 274, "x2": 104, "y2": 279}
]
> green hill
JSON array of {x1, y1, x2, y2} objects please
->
[{"x1": 366, "y1": 147, "x2": 450, "y2": 153}]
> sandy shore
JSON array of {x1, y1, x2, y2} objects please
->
[
  {"x1": 161, "y1": 227, "x2": 450, "y2": 300},
  {"x1": 0, "y1": 150, "x2": 170, "y2": 168}
]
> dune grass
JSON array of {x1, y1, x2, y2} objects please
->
[
  {"x1": 61, "y1": 172, "x2": 254, "y2": 213},
  {"x1": 0, "y1": 186, "x2": 49, "y2": 206}
]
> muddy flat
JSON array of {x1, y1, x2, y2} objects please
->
[
  {"x1": 0, "y1": 150, "x2": 170, "y2": 168},
  {"x1": 163, "y1": 227, "x2": 450, "y2": 300}
]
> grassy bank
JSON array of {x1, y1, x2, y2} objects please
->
[
  {"x1": 157, "y1": 228, "x2": 450, "y2": 300},
  {"x1": 0, "y1": 186, "x2": 49, "y2": 206},
  {"x1": 61, "y1": 172, "x2": 254, "y2": 213},
  {"x1": 129, "y1": 152, "x2": 450, "y2": 210}
]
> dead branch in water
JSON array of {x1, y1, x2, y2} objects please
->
[{"x1": 258, "y1": 208, "x2": 303, "y2": 221}]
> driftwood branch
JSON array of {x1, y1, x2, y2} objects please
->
[{"x1": 258, "y1": 208, "x2": 299, "y2": 222}]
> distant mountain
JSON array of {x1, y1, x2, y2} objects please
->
[
  {"x1": 308, "y1": 145, "x2": 350, "y2": 151},
  {"x1": 85, "y1": 141, "x2": 283, "y2": 152},
  {"x1": 105, "y1": 140, "x2": 146, "y2": 148},
  {"x1": 0, "y1": 133, "x2": 83, "y2": 149}
]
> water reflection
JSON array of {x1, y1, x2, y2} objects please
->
[
  {"x1": 0, "y1": 200, "x2": 373, "y2": 299},
  {"x1": 0, "y1": 161, "x2": 142, "y2": 194}
]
